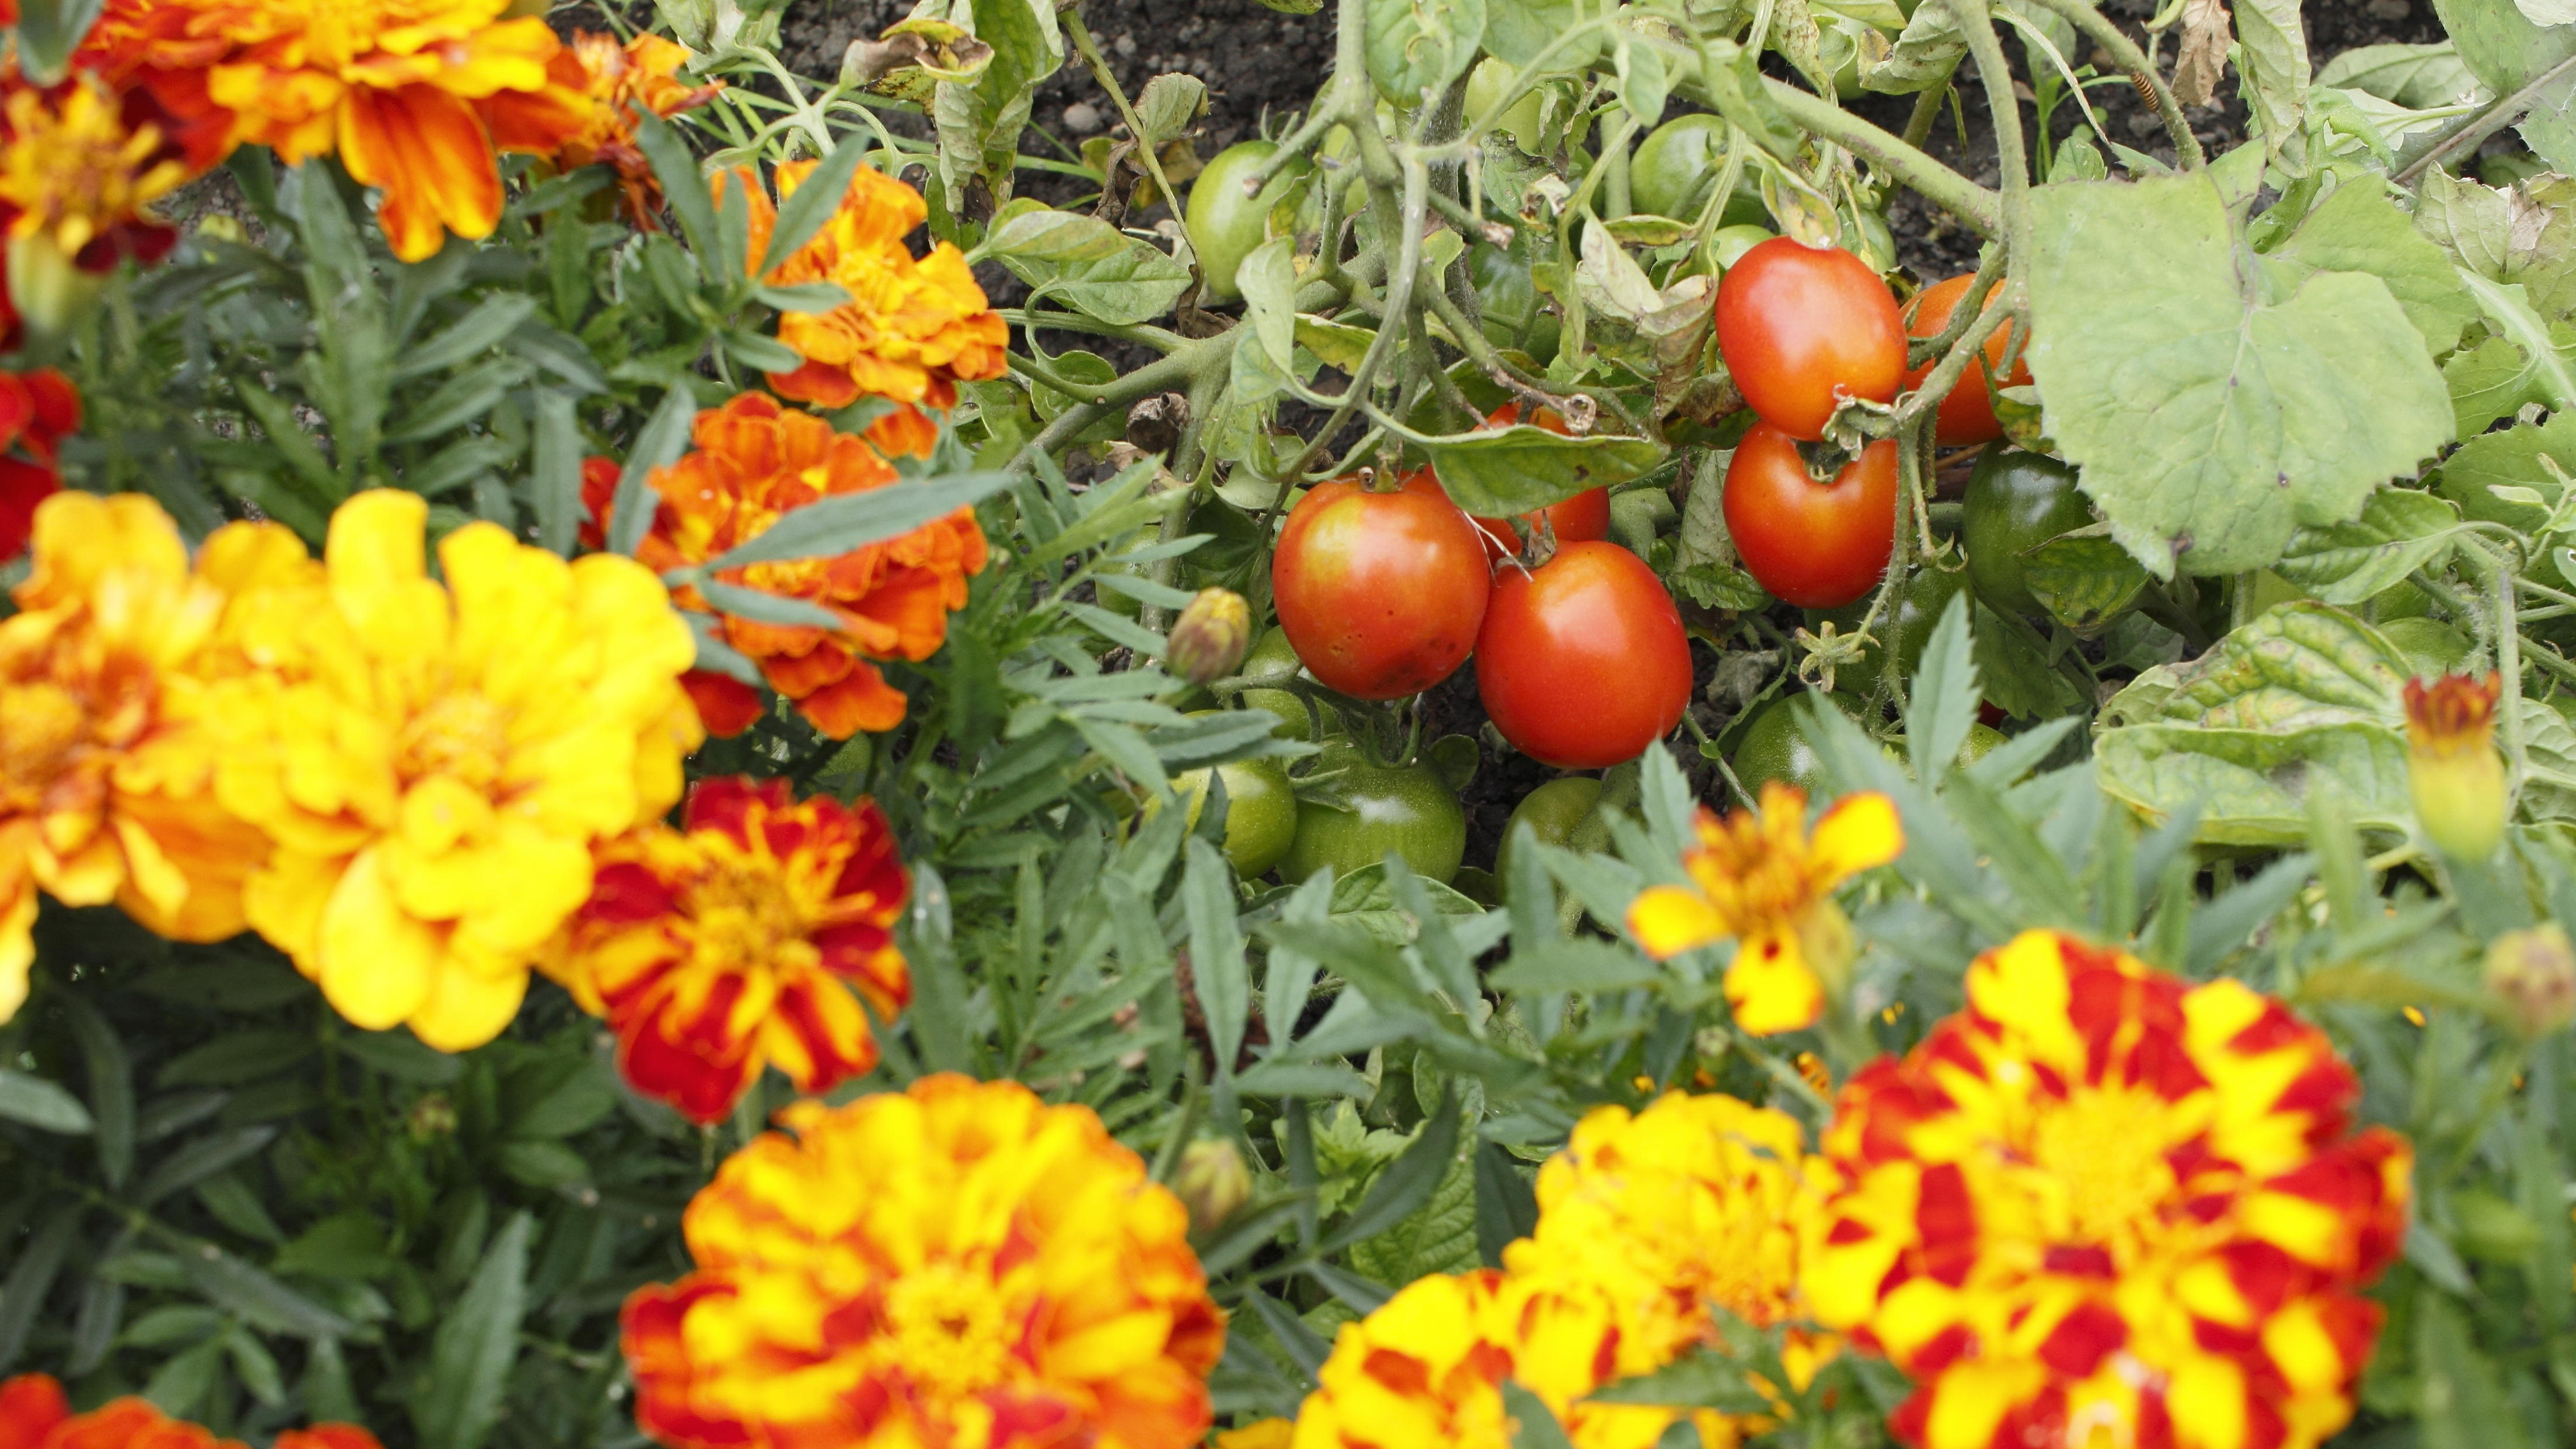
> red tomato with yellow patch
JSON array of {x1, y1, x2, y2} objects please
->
[
  {"x1": 1714, "y1": 237, "x2": 1905, "y2": 440},
  {"x1": 1901, "y1": 273, "x2": 2033, "y2": 446},
  {"x1": 1476, "y1": 541, "x2": 1693, "y2": 769},
  {"x1": 1724, "y1": 422, "x2": 1897, "y2": 609},
  {"x1": 1272, "y1": 469, "x2": 1490, "y2": 700}
]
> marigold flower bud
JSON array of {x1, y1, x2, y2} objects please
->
[
  {"x1": 2405, "y1": 671, "x2": 2507, "y2": 861},
  {"x1": 1172, "y1": 1137, "x2": 1253, "y2": 1233},
  {"x1": 6, "y1": 233, "x2": 102, "y2": 341},
  {"x1": 1168, "y1": 588, "x2": 1252, "y2": 686},
  {"x1": 2486, "y1": 923, "x2": 2576, "y2": 1036}
]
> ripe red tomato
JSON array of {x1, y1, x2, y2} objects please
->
[
  {"x1": 1451, "y1": 402, "x2": 1611, "y2": 564},
  {"x1": 1724, "y1": 422, "x2": 1897, "y2": 609},
  {"x1": 1476, "y1": 541, "x2": 1693, "y2": 769},
  {"x1": 1713, "y1": 237, "x2": 1905, "y2": 441},
  {"x1": 1273, "y1": 469, "x2": 1490, "y2": 700},
  {"x1": 1902, "y1": 274, "x2": 2033, "y2": 446}
]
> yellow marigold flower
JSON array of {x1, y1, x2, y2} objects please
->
[
  {"x1": 1803, "y1": 930, "x2": 2414, "y2": 1449},
  {"x1": 738, "y1": 159, "x2": 1009, "y2": 410},
  {"x1": 542, "y1": 775, "x2": 910, "y2": 1125},
  {"x1": 621, "y1": 1075, "x2": 1224, "y2": 1449},
  {"x1": 0, "y1": 493, "x2": 290, "y2": 1022},
  {"x1": 1625, "y1": 783, "x2": 1901, "y2": 1034},
  {"x1": 206, "y1": 490, "x2": 701, "y2": 1051},
  {"x1": 535, "y1": 33, "x2": 721, "y2": 228},
  {"x1": 118, "y1": 0, "x2": 589, "y2": 262},
  {"x1": 2404, "y1": 671, "x2": 2506, "y2": 861},
  {"x1": 1216, "y1": 1419, "x2": 1294, "y2": 1449},
  {"x1": 1289, "y1": 1270, "x2": 1694, "y2": 1449}
]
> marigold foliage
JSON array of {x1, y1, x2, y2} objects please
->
[
  {"x1": 1803, "y1": 929, "x2": 2413, "y2": 1449},
  {"x1": 593, "y1": 390, "x2": 988, "y2": 737},
  {"x1": 543, "y1": 775, "x2": 910, "y2": 1124},
  {"x1": 1627, "y1": 784, "x2": 1902, "y2": 1034},
  {"x1": 0, "y1": 1373, "x2": 385, "y2": 1449},
  {"x1": 621, "y1": 1074, "x2": 1223, "y2": 1449},
  {"x1": 203, "y1": 489, "x2": 702, "y2": 1051},
  {"x1": 0, "y1": 492, "x2": 289, "y2": 1023},
  {"x1": 739, "y1": 159, "x2": 1008, "y2": 410}
]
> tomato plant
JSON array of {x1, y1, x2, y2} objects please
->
[
  {"x1": 1188, "y1": 139, "x2": 1310, "y2": 303},
  {"x1": 1714, "y1": 237, "x2": 1906, "y2": 440},
  {"x1": 1477, "y1": 541, "x2": 1693, "y2": 768},
  {"x1": 1724, "y1": 423, "x2": 1897, "y2": 609},
  {"x1": 1272, "y1": 470, "x2": 1490, "y2": 700},
  {"x1": 1451, "y1": 403, "x2": 1610, "y2": 562}
]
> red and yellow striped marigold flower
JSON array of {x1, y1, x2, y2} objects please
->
[
  {"x1": 0, "y1": 68, "x2": 201, "y2": 335},
  {"x1": 588, "y1": 391, "x2": 988, "y2": 738},
  {"x1": 0, "y1": 369, "x2": 81, "y2": 561},
  {"x1": 88, "y1": 0, "x2": 589, "y2": 262},
  {"x1": 2403, "y1": 671, "x2": 2506, "y2": 861},
  {"x1": 0, "y1": 1373, "x2": 386, "y2": 1449},
  {"x1": 622, "y1": 1074, "x2": 1224, "y2": 1449},
  {"x1": 1626, "y1": 783, "x2": 1902, "y2": 1034},
  {"x1": 542, "y1": 775, "x2": 910, "y2": 1124},
  {"x1": 533, "y1": 32, "x2": 721, "y2": 228},
  {"x1": 1802, "y1": 929, "x2": 2413, "y2": 1449},
  {"x1": 204, "y1": 489, "x2": 703, "y2": 1051},
  {"x1": 0, "y1": 493, "x2": 295, "y2": 1024},
  {"x1": 737, "y1": 159, "x2": 1009, "y2": 410}
]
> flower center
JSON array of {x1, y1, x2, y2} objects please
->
[
  {"x1": 877, "y1": 1261, "x2": 1017, "y2": 1398},
  {"x1": 0, "y1": 680, "x2": 88, "y2": 813},
  {"x1": 396, "y1": 691, "x2": 512, "y2": 792},
  {"x1": 679, "y1": 852, "x2": 812, "y2": 967},
  {"x1": 2025, "y1": 1086, "x2": 2182, "y2": 1247}
]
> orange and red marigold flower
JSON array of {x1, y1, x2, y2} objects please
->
[
  {"x1": 2404, "y1": 671, "x2": 2507, "y2": 861},
  {"x1": 586, "y1": 391, "x2": 989, "y2": 738},
  {"x1": 0, "y1": 369, "x2": 80, "y2": 561},
  {"x1": 535, "y1": 32, "x2": 722, "y2": 228},
  {"x1": 738, "y1": 159, "x2": 1009, "y2": 411},
  {"x1": 1802, "y1": 929, "x2": 2412, "y2": 1449},
  {"x1": 622, "y1": 1074, "x2": 1224, "y2": 1449},
  {"x1": 0, "y1": 1373, "x2": 382, "y2": 1449},
  {"x1": 542, "y1": 775, "x2": 911, "y2": 1125}
]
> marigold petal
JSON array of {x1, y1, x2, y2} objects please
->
[
  {"x1": 1810, "y1": 791, "x2": 1902, "y2": 878},
  {"x1": 1723, "y1": 929, "x2": 1824, "y2": 1034},
  {"x1": 1626, "y1": 885, "x2": 1728, "y2": 960},
  {"x1": 314, "y1": 847, "x2": 440, "y2": 1030}
]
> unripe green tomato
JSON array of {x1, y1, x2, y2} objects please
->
[
  {"x1": 1173, "y1": 758, "x2": 1300, "y2": 878},
  {"x1": 1841, "y1": 209, "x2": 1897, "y2": 275},
  {"x1": 1464, "y1": 58, "x2": 1548, "y2": 155},
  {"x1": 1731, "y1": 693, "x2": 1860, "y2": 797},
  {"x1": 1962, "y1": 445, "x2": 2092, "y2": 617},
  {"x1": 1281, "y1": 763, "x2": 1468, "y2": 886},
  {"x1": 1804, "y1": 566, "x2": 1963, "y2": 684},
  {"x1": 1189, "y1": 141, "x2": 1311, "y2": 303},
  {"x1": 1631, "y1": 114, "x2": 1726, "y2": 220},
  {"x1": 1236, "y1": 626, "x2": 1314, "y2": 740},
  {"x1": 1496, "y1": 776, "x2": 1603, "y2": 885},
  {"x1": 1711, "y1": 224, "x2": 1775, "y2": 270}
]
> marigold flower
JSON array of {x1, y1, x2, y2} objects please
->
[
  {"x1": 588, "y1": 391, "x2": 989, "y2": 738},
  {"x1": 530, "y1": 33, "x2": 720, "y2": 228},
  {"x1": 91, "y1": 0, "x2": 588, "y2": 262},
  {"x1": 1625, "y1": 783, "x2": 1901, "y2": 1034},
  {"x1": 623, "y1": 1074, "x2": 1224, "y2": 1449},
  {"x1": 0, "y1": 72, "x2": 191, "y2": 275},
  {"x1": 737, "y1": 159, "x2": 1008, "y2": 410},
  {"x1": 0, "y1": 1373, "x2": 385, "y2": 1449},
  {"x1": 543, "y1": 775, "x2": 909, "y2": 1124},
  {"x1": 1215, "y1": 1421, "x2": 1294, "y2": 1449},
  {"x1": 0, "y1": 369, "x2": 80, "y2": 561},
  {"x1": 204, "y1": 489, "x2": 702, "y2": 1051},
  {"x1": 1289, "y1": 1270, "x2": 1694, "y2": 1449},
  {"x1": 0, "y1": 493, "x2": 290, "y2": 1022},
  {"x1": 1803, "y1": 929, "x2": 2413, "y2": 1449},
  {"x1": 2404, "y1": 671, "x2": 2507, "y2": 860}
]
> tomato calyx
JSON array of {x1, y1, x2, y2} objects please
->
[{"x1": 1791, "y1": 436, "x2": 1864, "y2": 485}]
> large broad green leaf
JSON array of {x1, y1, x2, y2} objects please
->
[
  {"x1": 973, "y1": 208, "x2": 1190, "y2": 326},
  {"x1": 1366, "y1": 0, "x2": 1487, "y2": 104},
  {"x1": 2273, "y1": 487, "x2": 2467, "y2": 604},
  {"x1": 2436, "y1": 407, "x2": 2576, "y2": 529},
  {"x1": 2267, "y1": 180, "x2": 2479, "y2": 356},
  {"x1": 2106, "y1": 603, "x2": 2410, "y2": 730},
  {"x1": 2430, "y1": 0, "x2": 2576, "y2": 171},
  {"x1": 2317, "y1": 41, "x2": 2483, "y2": 108},
  {"x1": 2415, "y1": 169, "x2": 2576, "y2": 326},
  {"x1": 2026, "y1": 172, "x2": 2452, "y2": 576},
  {"x1": 2233, "y1": 0, "x2": 2310, "y2": 155},
  {"x1": 1484, "y1": 0, "x2": 1600, "y2": 68},
  {"x1": 1414, "y1": 427, "x2": 1667, "y2": 517}
]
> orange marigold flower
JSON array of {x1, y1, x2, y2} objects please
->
[
  {"x1": 1290, "y1": 1270, "x2": 1697, "y2": 1449},
  {"x1": 542, "y1": 775, "x2": 910, "y2": 1124},
  {"x1": 0, "y1": 369, "x2": 80, "y2": 560},
  {"x1": 1625, "y1": 783, "x2": 1901, "y2": 1034},
  {"x1": 0, "y1": 1373, "x2": 386, "y2": 1449},
  {"x1": 735, "y1": 159, "x2": 1008, "y2": 410},
  {"x1": 0, "y1": 72, "x2": 189, "y2": 265},
  {"x1": 622, "y1": 1074, "x2": 1224, "y2": 1449},
  {"x1": 0, "y1": 493, "x2": 291, "y2": 1022},
  {"x1": 530, "y1": 33, "x2": 721, "y2": 228},
  {"x1": 93, "y1": 0, "x2": 588, "y2": 262},
  {"x1": 1802, "y1": 929, "x2": 2413, "y2": 1449},
  {"x1": 2404, "y1": 671, "x2": 2506, "y2": 861},
  {"x1": 591, "y1": 391, "x2": 989, "y2": 738}
]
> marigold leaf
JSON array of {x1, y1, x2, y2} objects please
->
[
  {"x1": 411, "y1": 1213, "x2": 530, "y2": 1449},
  {"x1": 0, "y1": 1067, "x2": 93, "y2": 1136},
  {"x1": 701, "y1": 470, "x2": 1014, "y2": 570}
]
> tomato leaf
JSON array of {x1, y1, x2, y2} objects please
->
[
  {"x1": 2232, "y1": 0, "x2": 2311, "y2": 157},
  {"x1": 2273, "y1": 487, "x2": 2466, "y2": 604},
  {"x1": 1364, "y1": 0, "x2": 1487, "y2": 104},
  {"x1": 2436, "y1": 402, "x2": 2576, "y2": 530},
  {"x1": 2025, "y1": 171, "x2": 2452, "y2": 576},
  {"x1": 2265, "y1": 180, "x2": 2479, "y2": 357},
  {"x1": 2430, "y1": 0, "x2": 2576, "y2": 171},
  {"x1": 974, "y1": 209, "x2": 1191, "y2": 326},
  {"x1": 1414, "y1": 426, "x2": 1666, "y2": 517}
]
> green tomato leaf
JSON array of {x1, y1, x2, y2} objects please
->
[
  {"x1": 1348, "y1": 1152, "x2": 1480, "y2": 1286},
  {"x1": 2021, "y1": 532, "x2": 2151, "y2": 637},
  {"x1": 2231, "y1": 0, "x2": 2310, "y2": 156},
  {"x1": 2025, "y1": 171, "x2": 2452, "y2": 576},
  {"x1": 1414, "y1": 425, "x2": 1666, "y2": 518},
  {"x1": 1365, "y1": 0, "x2": 1487, "y2": 104},
  {"x1": 2265, "y1": 180, "x2": 2479, "y2": 357},
  {"x1": 2105, "y1": 603, "x2": 2410, "y2": 730},
  {"x1": 2318, "y1": 40, "x2": 2480, "y2": 108},
  {"x1": 2099, "y1": 721, "x2": 2413, "y2": 847},
  {"x1": 2414, "y1": 168, "x2": 2576, "y2": 326},
  {"x1": 2273, "y1": 487, "x2": 2466, "y2": 605},
  {"x1": 2436, "y1": 406, "x2": 2576, "y2": 529},
  {"x1": 2429, "y1": 0, "x2": 2576, "y2": 171},
  {"x1": 2444, "y1": 333, "x2": 2552, "y2": 438},
  {"x1": 976, "y1": 208, "x2": 1191, "y2": 326},
  {"x1": 1971, "y1": 603, "x2": 2085, "y2": 720},
  {"x1": 1485, "y1": 0, "x2": 1599, "y2": 68}
]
